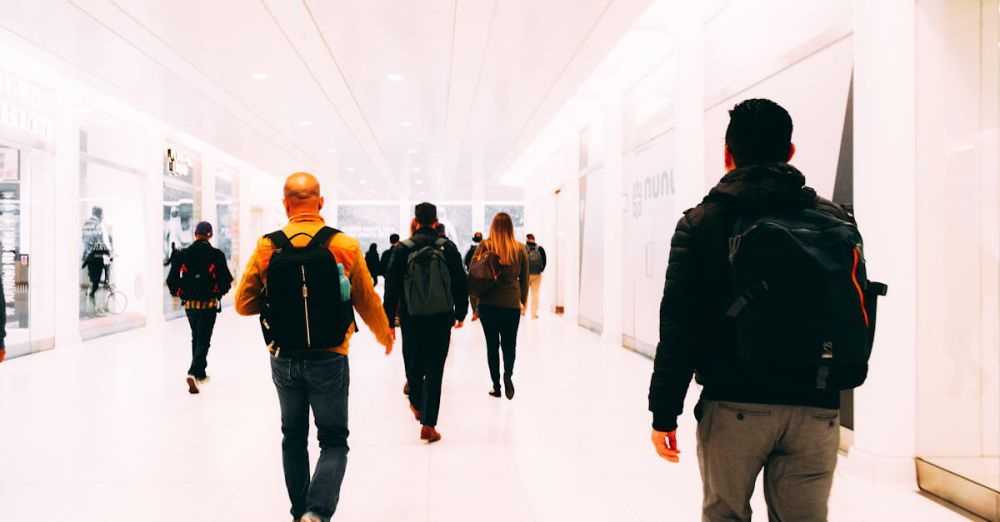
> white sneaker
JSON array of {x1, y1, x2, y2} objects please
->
[{"x1": 186, "y1": 375, "x2": 199, "y2": 394}]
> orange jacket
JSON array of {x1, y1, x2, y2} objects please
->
[{"x1": 234, "y1": 213, "x2": 392, "y2": 355}]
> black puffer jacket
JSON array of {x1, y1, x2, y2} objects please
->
[{"x1": 648, "y1": 163, "x2": 850, "y2": 432}]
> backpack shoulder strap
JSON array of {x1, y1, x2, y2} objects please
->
[
  {"x1": 401, "y1": 239, "x2": 416, "y2": 249},
  {"x1": 265, "y1": 231, "x2": 291, "y2": 250},
  {"x1": 433, "y1": 237, "x2": 447, "y2": 248},
  {"x1": 307, "y1": 226, "x2": 339, "y2": 248}
]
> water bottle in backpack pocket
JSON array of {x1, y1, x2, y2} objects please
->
[
  {"x1": 726, "y1": 209, "x2": 887, "y2": 391},
  {"x1": 259, "y1": 227, "x2": 356, "y2": 355}
]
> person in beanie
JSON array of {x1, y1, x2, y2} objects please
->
[{"x1": 166, "y1": 221, "x2": 234, "y2": 394}]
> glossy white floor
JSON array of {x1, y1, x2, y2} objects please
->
[{"x1": 0, "y1": 311, "x2": 973, "y2": 521}]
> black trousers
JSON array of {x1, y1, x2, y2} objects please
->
[
  {"x1": 478, "y1": 304, "x2": 521, "y2": 387},
  {"x1": 185, "y1": 308, "x2": 218, "y2": 380},
  {"x1": 400, "y1": 316, "x2": 452, "y2": 427}
]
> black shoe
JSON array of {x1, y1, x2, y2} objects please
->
[
  {"x1": 504, "y1": 375, "x2": 515, "y2": 400},
  {"x1": 403, "y1": 381, "x2": 410, "y2": 395},
  {"x1": 488, "y1": 385, "x2": 501, "y2": 398}
]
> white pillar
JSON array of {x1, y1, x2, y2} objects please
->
[
  {"x1": 601, "y1": 96, "x2": 625, "y2": 345},
  {"x1": 848, "y1": 0, "x2": 918, "y2": 485},
  {"x1": 53, "y1": 91, "x2": 83, "y2": 345}
]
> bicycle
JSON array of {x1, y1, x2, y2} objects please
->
[{"x1": 96, "y1": 281, "x2": 128, "y2": 315}]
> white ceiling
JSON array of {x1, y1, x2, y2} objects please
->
[{"x1": 0, "y1": 0, "x2": 654, "y2": 200}]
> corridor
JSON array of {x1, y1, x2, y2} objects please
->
[{"x1": 0, "y1": 312, "x2": 969, "y2": 521}]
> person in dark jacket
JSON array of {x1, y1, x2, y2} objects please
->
[
  {"x1": 0, "y1": 262, "x2": 6, "y2": 364},
  {"x1": 464, "y1": 232, "x2": 483, "y2": 270},
  {"x1": 525, "y1": 233, "x2": 547, "y2": 319},
  {"x1": 648, "y1": 99, "x2": 850, "y2": 521},
  {"x1": 365, "y1": 243, "x2": 381, "y2": 286},
  {"x1": 384, "y1": 203, "x2": 469, "y2": 443},
  {"x1": 166, "y1": 221, "x2": 234, "y2": 394},
  {"x1": 379, "y1": 233, "x2": 400, "y2": 277},
  {"x1": 471, "y1": 213, "x2": 529, "y2": 399}
]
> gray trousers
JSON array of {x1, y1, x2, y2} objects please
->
[{"x1": 696, "y1": 400, "x2": 840, "y2": 522}]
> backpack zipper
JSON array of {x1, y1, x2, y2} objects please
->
[{"x1": 301, "y1": 266, "x2": 312, "y2": 348}]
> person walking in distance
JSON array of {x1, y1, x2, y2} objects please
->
[
  {"x1": 647, "y1": 99, "x2": 885, "y2": 521},
  {"x1": 379, "y1": 233, "x2": 400, "y2": 278},
  {"x1": 464, "y1": 232, "x2": 483, "y2": 321},
  {"x1": 166, "y1": 222, "x2": 234, "y2": 394},
  {"x1": 470, "y1": 213, "x2": 529, "y2": 399},
  {"x1": 524, "y1": 233, "x2": 547, "y2": 319},
  {"x1": 365, "y1": 243, "x2": 381, "y2": 286},
  {"x1": 235, "y1": 172, "x2": 394, "y2": 522},
  {"x1": 383, "y1": 202, "x2": 469, "y2": 443}
]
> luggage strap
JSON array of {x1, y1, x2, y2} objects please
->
[
  {"x1": 265, "y1": 226, "x2": 339, "y2": 250},
  {"x1": 725, "y1": 280, "x2": 771, "y2": 318}
]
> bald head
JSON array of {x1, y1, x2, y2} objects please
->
[{"x1": 283, "y1": 172, "x2": 324, "y2": 216}]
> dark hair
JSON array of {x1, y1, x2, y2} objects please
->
[
  {"x1": 369, "y1": 243, "x2": 378, "y2": 251},
  {"x1": 472, "y1": 232, "x2": 483, "y2": 243},
  {"x1": 435, "y1": 223, "x2": 446, "y2": 236},
  {"x1": 725, "y1": 98, "x2": 793, "y2": 168},
  {"x1": 526, "y1": 233, "x2": 535, "y2": 241},
  {"x1": 414, "y1": 202, "x2": 437, "y2": 227},
  {"x1": 389, "y1": 233, "x2": 400, "y2": 243}
]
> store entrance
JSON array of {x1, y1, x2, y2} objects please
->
[{"x1": 0, "y1": 146, "x2": 30, "y2": 358}]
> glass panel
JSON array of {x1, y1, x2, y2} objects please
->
[
  {"x1": 215, "y1": 173, "x2": 239, "y2": 280},
  {"x1": 0, "y1": 146, "x2": 28, "y2": 354},
  {"x1": 336, "y1": 204, "x2": 400, "y2": 254},
  {"x1": 163, "y1": 146, "x2": 201, "y2": 319},
  {"x1": 79, "y1": 162, "x2": 146, "y2": 324},
  {"x1": 915, "y1": 0, "x2": 1000, "y2": 494},
  {"x1": 438, "y1": 204, "x2": 473, "y2": 259}
]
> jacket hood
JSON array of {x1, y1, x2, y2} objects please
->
[{"x1": 706, "y1": 163, "x2": 817, "y2": 212}]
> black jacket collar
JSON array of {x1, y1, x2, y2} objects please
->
[{"x1": 706, "y1": 162, "x2": 817, "y2": 213}]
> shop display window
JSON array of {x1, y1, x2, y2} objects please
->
[
  {"x1": 162, "y1": 146, "x2": 201, "y2": 319},
  {"x1": 215, "y1": 173, "x2": 239, "y2": 280},
  {"x1": 484, "y1": 204, "x2": 525, "y2": 239},
  {"x1": 0, "y1": 146, "x2": 29, "y2": 351}
]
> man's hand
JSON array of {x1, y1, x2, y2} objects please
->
[
  {"x1": 651, "y1": 429, "x2": 680, "y2": 463},
  {"x1": 384, "y1": 339, "x2": 394, "y2": 356},
  {"x1": 454, "y1": 321, "x2": 464, "y2": 330}
]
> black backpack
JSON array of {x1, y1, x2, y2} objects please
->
[
  {"x1": 527, "y1": 245, "x2": 544, "y2": 274},
  {"x1": 178, "y1": 245, "x2": 219, "y2": 300},
  {"x1": 726, "y1": 208, "x2": 887, "y2": 391},
  {"x1": 401, "y1": 237, "x2": 454, "y2": 316},
  {"x1": 260, "y1": 227, "x2": 355, "y2": 354}
]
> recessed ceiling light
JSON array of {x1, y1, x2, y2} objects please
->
[
  {"x1": 299, "y1": 120, "x2": 313, "y2": 126},
  {"x1": 388, "y1": 74, "x2": 405, "y2": 82},
  {"x1": 346, "y1": 167, "x2": 356, "y2": 172},
  {"x1": 407, "y1": 148, "x2": 419, "y2": 154},
  {"x1": 412, "y1": 167, "x2": 422, "y2": 172},
  {"x1": 419, "y1": 191, "x2": 426, "y2": 196},
  {"x1": 250, "y1": 73, "x2": 268, "y2": 80},
  {"x1": 369, "y1": 190, "x2": 377, "y2": 194},
  {"x1": 328, "y1": 148, "x2": 338, "y2": 154},
  {"x1": 359, "y1": 179, "x2": 367, "y2": 185},
  {"x1": 399, "y1": 121, "x2": 414, "y2": 127},
  {"x1": 415, "y1": 179, "x2": 424, "y2": 185}
]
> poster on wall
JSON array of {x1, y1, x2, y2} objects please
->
[
  {"x1": 337, "y1": 204, "x2": 400, "y2": 258},
  {"x1": 484, "y1": 204, "x2": 525, "y2": 239},
  {"x1": 622, "y1": 132, "x2": 677, "y2": 355}
]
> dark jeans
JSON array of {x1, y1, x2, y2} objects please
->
[
  {"x1": 400, "y1": 316, "x2": 452, "y2": 427},
  {"x1": 478, "y1": 304, "x2": 521, "y2": 387},
  {"x1": 185, "y1": 309, "x2": 217, "y2": 380},
  {"x1": 271, "y1": 352, "x2": 350, "y2": 522}
]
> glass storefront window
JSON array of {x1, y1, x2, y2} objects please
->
[
  {"x1": 438, "y1": 204, "x2": 473, "y2": 257},
  {"x1": 78, "y1": 127, "x2": 147, "y2": 335},
  {"x1": 162, "y1": 146, "x2": 201, "y2": 319},
  {"x1": 0, "y1": 146, "x2": 28, "y2": 352},
  {"x1": 336, "y1": 204, "x2": 400, "y2": 255},
  {"x1": 915, "y1": 0, "x2": 1000, "y2": 515},
  {"x1": 215, "y1": 172, "x2": 239, "y2": 280}
]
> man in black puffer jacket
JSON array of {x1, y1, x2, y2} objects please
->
[{"x1": 648, "y1": 99, "x2": 851, "y2": 521}]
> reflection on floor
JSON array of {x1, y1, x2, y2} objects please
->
[{"x1": 0, "y1": 312, "x2": 975, "y2": 521}]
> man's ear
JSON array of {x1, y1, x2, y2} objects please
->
[
  {"x1": 318, "y1": 196, "x2": 325, "y2": 211},
  {"x1": 724, "y1": 144, "x2": 737, "y2": 172},
  {"x1": 787, "y1": 143, "x2": 796, "y2": 162}
]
